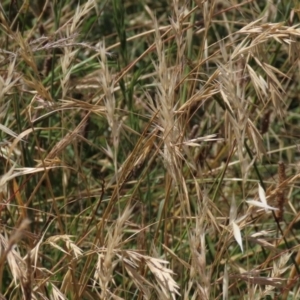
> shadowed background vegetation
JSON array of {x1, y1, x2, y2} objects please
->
[{"x1": 0, "y1": 0, "x2": 300, "y2": 299}]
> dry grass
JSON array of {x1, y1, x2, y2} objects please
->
[{"x1": 0, "y1": 0, "x2": 300, "y2": 299}]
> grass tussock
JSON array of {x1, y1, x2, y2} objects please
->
[{"x1": 0, "y1": 0, "x2": 300, "y2": 299}]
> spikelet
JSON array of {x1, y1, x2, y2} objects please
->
[{"x1": 275, "y1": 161, "x2": 286, "y2": 221}]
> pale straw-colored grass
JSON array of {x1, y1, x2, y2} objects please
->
[{"x1": 0, "y1": 0, "x2": 299, "y2": 299}]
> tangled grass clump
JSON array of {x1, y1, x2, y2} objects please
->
[{"x1": 0, "y1": 0, "x2": 300, "y2": 299}]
